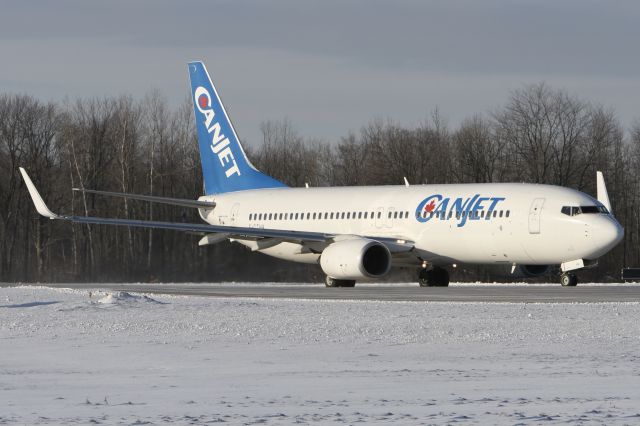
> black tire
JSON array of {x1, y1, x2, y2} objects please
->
[
  {"x1": 418, "y1": 267, "x2": 450, "y2": 287},
  {"x1": 325, "y1": 276, "x2": 356, "y2": 288},
  {"x1": 418, "y1": 268, "x2": 430, "y2": 287},
  {"x1": 560, "y1": 273, "x2": 578, "y2": 287},
  {"x1": 434, "y1": 267, "x2": 450, "y2": 287}
]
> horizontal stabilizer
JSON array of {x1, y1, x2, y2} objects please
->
[{"x1": 72, "y1": 188, "x2": 215, "y2": 209}]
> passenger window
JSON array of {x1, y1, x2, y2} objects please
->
[
  {"x1": 506, "y1": 210, "x2": 510, "y2": 218},
  {"x1": 341, "y1": 212, "x2": 345, "y2": 219},
  {"x1": 377, "y1": 212, "x2": 381, "y2": 219},
  {"x1": 493, "y1": 210, "x2": 497, "y2": 218},
  {"x1": 393, "y1": 211, "x2": 398, "y2": 219},
  {"x1": 499, "y1": 210, "x2": 503, "y2": 218},
  {"x1": 364, "y1": 212, "x2": 368, "y2": 219},
  {"x1": 358, "y1": 212, "x2": 362, "y2": 219}
]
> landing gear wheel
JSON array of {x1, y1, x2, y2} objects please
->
[
  {"x1": 325, "y1": 276, "x2": 356, "y2": 288},
  {"x1": 560, "y1": 272, "x2": 578, "y2": 287},
  {"x1": 418, "y1": 267, "x2": 450, "y2": 287}
]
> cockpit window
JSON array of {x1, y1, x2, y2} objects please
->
[
  {"x1": 561, "y1": 205, "x2": 609, "y2": 216},
  {"x1": 580, "y1": 205, "x2": 609, "y2": 214}
]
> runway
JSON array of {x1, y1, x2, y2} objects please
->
[{"x1": 13, "y1": 282, "x2": 640, "y2": 303}]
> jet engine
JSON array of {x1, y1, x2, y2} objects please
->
[
  {"x1": 511, "y1": 264, "x2": 551, "y2": 278},
  {"x1": 320, "y1": 238, "x2": 391, "y2": 280}
]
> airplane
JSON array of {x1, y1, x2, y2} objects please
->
[{"x1": 19, "y1": 61, "x2": 624, "y2": 287}]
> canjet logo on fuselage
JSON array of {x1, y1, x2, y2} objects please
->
[
  {"x1": 194, "y1": 86, "x2": 241, "y2": 178},
  {"x1": 415, "y1": 194, "x2": 506, "y2": 227}
]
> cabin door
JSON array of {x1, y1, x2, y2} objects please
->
[{"x1": 528, "y1": 198, "x2": 545, "y2": 234}]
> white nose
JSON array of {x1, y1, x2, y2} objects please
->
[{"x1": 591, "y1": 217, "x2": 624, "y2": 257}]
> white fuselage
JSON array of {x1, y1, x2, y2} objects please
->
[{"x1": 198, "y1": 183, "x2": 623, "y2": 268}]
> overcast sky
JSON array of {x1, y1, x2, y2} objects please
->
[{"x1": 1, "y1": 0, "x2": 639, "y2": 146}]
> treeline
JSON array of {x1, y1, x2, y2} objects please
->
[{"x1": 1, "y1": 83, "x2": 639, "y2": 283}]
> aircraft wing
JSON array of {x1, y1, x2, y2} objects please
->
[
  {"x1": 72, "y1": 188, "x2": 216, "y2": 209},
  {"x1": 19, "y1": 168, "x2": 413, "y2": 252}
]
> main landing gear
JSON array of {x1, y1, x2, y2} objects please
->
[
  {"x1": 560, "y1": 272, "x2": 578, "y2": 287},
  {"x1": 418, "y1": 267, "x2": 450, "y2": 287},
  {"x1": 325, "y1": 276, "x2": 356, "y2": 288}
]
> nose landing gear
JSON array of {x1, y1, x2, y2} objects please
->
[{"x1": 560, "y1": 272, "x2": 578, "y2": 287}]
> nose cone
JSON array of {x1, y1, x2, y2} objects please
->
[{"x1": 591, "y1": 217, "x2": 624, "y2": 258}]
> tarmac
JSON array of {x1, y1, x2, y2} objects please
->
[{"x1": 9, "y1": 282, "x2": 640, "y2": 303}]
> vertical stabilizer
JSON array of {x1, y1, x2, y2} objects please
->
[{"x1": 188, "y1": 61, "x2": 287, "y2": 195}]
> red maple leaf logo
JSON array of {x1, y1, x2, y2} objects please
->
[
  {"x1": 424, "y1": 200, "x2": 437, "y2": 213},
  {"x1": 198, "y1": 95, "x2": 208, "y2": 109}
]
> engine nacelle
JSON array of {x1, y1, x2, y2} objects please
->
[
  {"x1": 320, "y1": 238, "x2": 391, "y2": 280},
  {"x1": 512, "y1": 264, "x2": 551, "y2": 278}
]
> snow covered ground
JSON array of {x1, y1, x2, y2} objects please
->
[{"x1": 1, "y1": 285, "x2": 640, "y2": 425}]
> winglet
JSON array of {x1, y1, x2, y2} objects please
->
[
  {"x1": 596, "y1": 171, "x2": 612, "y2": 214},
  {"x1": 18, "y1": 168, "x2": 60, "y2": 219}
]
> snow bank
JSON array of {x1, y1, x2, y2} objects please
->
[
  {"x1": 96, "y1": 291, "x2": 163, "y2": 305},
  {"x1": 1, "y1": 286, "x2": 639, "y2": 425}
]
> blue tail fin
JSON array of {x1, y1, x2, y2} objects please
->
[{"x1": 188, "y1": 61, "x2": 287, "y2": 195}]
